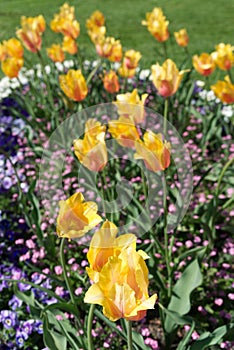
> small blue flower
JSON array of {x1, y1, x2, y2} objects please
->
[
  {"x1": 34, "y1": 320, "x2": 43, "y2": 334},
  {"x1": 8, "y1": 295, "x2": 23, "y2": 310},
  {"x1": 15, "y1": 330, "x2": 28, "y2": 348},
  {"x1": 0, "y1": 310, "x2": 18, "y2": 329}
]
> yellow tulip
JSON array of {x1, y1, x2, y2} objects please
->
[
  {"x1": 50, "y1": 3, "x2": 80, "y2": 39},
  {"x1": 151, "y1": 59, "x2": 189, "y2": 97},
  {"x1": 114, "y1": 89, "x2": 148, "y2": 124},
  {"x1": 142, "y1": 7, "x2": 169, "y2": 42},
  {"x1": 211, "y1": 76, "x2": 234, "y2": 104},
  {"x1": 118, "y1": 64, "x2": 136, "y2": 78},
  {"x1": 86, "y1": 220, "x2": 136, "y2": 282},
  {"x1": 84, "y1": 246, "x2": 157, "y2": 321},
  {"x1": 1, "y1": 57, "x2": 24, "y2": 79},
  {"x1": 4, "y1": 38, "x2": 24, "y2": 59},
  {"x1": 86, "y1": 11, "x2": 106, "y2": 43},
  {"x1": 174, "y1": 29, "x2": 189, "y2": 47},
  {"x1": 134, "y1": 131, "x2": 171, "y2": 172},
  {"x1": 62, "y1": 36, "x2": 78, "y2": 55},
  {"x1": 0, "y1": 43, "x2": 7, "y2": 61},
  {"x1": 16, "y1": 27, "x2": 42, "y2": 53},
  {"x1": 73, "y1": 119, "x2": 108, "y2": 172},
  {"x1": 20, "y1": 15, "x2": 46, "y2": 34},
  {"x1": 47, "y1": 44, "x2": 65, "y2": 63},
  {"x1": 103, "y1": 70, "x2": 120, "y2": 93},
  {"x1": 59, "y1": 69, "x2": 88, "y2": 102},
  {"x1": 212, "y1": 43, "x2": 234, "y2": 71},
  {"x1": 123, "y1": 49, "x2": 142, "y2": 70},
  {"x1": 108, "y1": 116, "x2": 140, "y2": 148},
  {"x1": 56, "y1": 192, "x2": 102, "y2": 240},
  {"x1": 192, "y1": 53, "x2": 216, "y2": 76},
  {"x1": 96, "y1": 37, "x2": 122, "y2": 62}
]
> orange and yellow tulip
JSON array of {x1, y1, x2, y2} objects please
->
[
  {"x1": 62, "y1": 36, "x2": 78, "y2": 55},
  {"x1": 59, "y1": 69, "x2": 88, "y2": 102},
  {"x1": 114, "y1": 89, "x2": 148, "y2": 124},
  {"x1": 211, "y1": 76, "x2": 234, "y2": 104},
  {"x1": 20, "y1": 15, "x2": 46, "y2": 34},
  {"x1": 118, "y1": 64, "x2": 136, "y2": 78},
  {"x1": 86, "y1": 220, "x2": 136, "y2": 282},
  {"x1": 16, "y1": 15, "x2": 45, "y2": 53},
  {"x1": 174, "y1": 29, "x2": 189, "y2": 47},
  {"x1": 212, "y1": 43, "x2": 234, "y2": 71},
  {"x1": 73, "y1": 119, "x2": 108, "y2": 172},
  {"x1": 56, "y1": 192, "x2": 102, "y2": 240},
  {"x1": 4, "y1": 38, "x2": 24, "y2": 59},
  {"x1": 151, "y1": 59, "x2": 189, "y2": 97},
  {"x1": 96, "y1": 37, "x2": 122, "y2": 62},
  {"x1": 123, "y1": 50, "x2": 142, "y2": 70},
  {"x1": 142, "y1": 7, "x2": 169, "y2": 42},
  {"x1": 134, "y1": 131, "x2": 171, "y2": 172},
  {"x1": 47, "y1": 44, "x2": 65, "y2": 63},
  {"x1": 1, "y1": 57, "x2": 24, "y2": 79},
  {"x1": 86, "y1": 10, "x2": 106, "y2": 43},
  {"x1": 103, "y1": 70, "x2": 120, "y2": 93},
  {"x1": 0, "y1": 38, "x2": 24, "y2": 78},
  {"x1": 108, "y1": 116, "x2": 140, "y2": 148},
  {"x1": 84, "y1": 245, "x2": 157, "y2": 321},
  {"x1": 192, "y1": 53, "x2": 216, "y2": 76},
  {"x1": 50, "y1": 3, "x2": 80, "y2": 39}
]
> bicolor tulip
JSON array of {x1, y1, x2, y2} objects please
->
[
  {"x1": 142, "y1": 7, "x2": 169, "y2": 42},
  {"x1": 114, "y1": 89, "x2": 148, "y2": 124},
  {"x1": 47, "y1": 44, "x2": 65, "y2": 63},
  {"x1": 84, "y1": 245, "x2": 157, "y2": 321},
  {"x1": 108, "y1": 116, "x2": 140, "y2": 148},
  {"x1": 118, "y1": 64, "x2": 136, "y2": 78},
  {"x1": 123, "y1": 50, "x2": 142, "y2": 70},
  {"x1": 96, "y1": 37, "x2": 122, "y2": 62},
  {"x1": 59, "y1": 69, "x2": 88, "y2": 102},
  {"x1": 73, "y1": 119, "x2": 108, "y2": 172},
  {"x1": 20, "y1": 15, "x2": 46, "y2": 34},
  {"x1": 16, "y1": 15, "x2": 45, "y2": 53},
  {"x1": 86, "y1": 220, "x2": 136, "y2": 282},
  {"x1": 212, "y1": 43, "x2": 234, "y2": 71},
  {"x1": 1, "y1": 57, "x2": 24, "y2": 79},
  {"x1": 134, "y1": 131, "x2": 171, "y2": 172},
  {"x1": 103, "y1": 70, "x2": 120, "y2": 93},
  {"x1": 50, "y1": 3, "x2": 80, "y2": 39},
  {"x1": 174, "y1": 29, "x2": 189, "y2": 47},
  {"x1": 56, "y1": 192, "x2": 102, "y2": 240},
  {"x1": 0, "y1": 38, "x2": 24, "y2": 78},
  {"x1": 192, "y1": 53, "x2": 216, "y2": 76},
  {"x1": 211, "y1": 76, "x2": 234, "y2": 104},
  {"x1": 86, "y1": 10, "x2": 106, "y2": 43},
  {"x1": 151, "y1": 59, "x2": 189, "y2": 97},
  {"x1": 62, "y1": 36, "x2": 78, "y2": 55}
]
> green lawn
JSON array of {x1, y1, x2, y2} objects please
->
[{"x1": 0, "y1": 0, "x2": 233, "y2": 69}]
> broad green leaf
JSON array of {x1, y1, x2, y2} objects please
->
[
  {"x1": 164, "y1": 259, "x2": 203, "y2": 334},
  {"x1": 132, "y1": 331, "x2": 151, "y2": 350},
  {"x1": 43, "y1": 314, "x2": 67, "y2": 350}
]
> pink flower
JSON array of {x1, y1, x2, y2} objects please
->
[{"x1": 54, "y1": 266, "x2": 63, "y2": 275}]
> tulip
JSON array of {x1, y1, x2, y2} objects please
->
[
  {"x1": 192, "y1": 53, "x2": 216, "y2": 76},
  {"x1": 16, "y1": 27, "x2": 42, "y2": 53},
  {"x1": 59, "y1": 69, "x2": 88, "y2": 102},
  {"x1": 62, "y1": 36, "x2": 78, "y2": 55},
  {"x1": 50, "y1": 3, "x2": 80, "y2": 39},
  {"x1": 108, "y1": 116, "x2": 140, "y2": 148},
  {"x1": 0, "y1": 44, "x2": 7, "y2": 61},
  {"x1": 142, "y1": 7, "x2": 169, "y2": 42},
  {"x1": 21, "y1": 15, "x2": 46, "y2": 34},
  {"x1": 86, "y1": 11, "x2": 106, "y2": 43},
  {"x1": 134, "y1": 131, "x2": 171, "y2": 172},
  {"x1": 1, "y1": 57, "x2": 24, "y2": 78},
  {"x1": 174, "y1": 29, "x2": 189, "y2": 47},
  {"x1": 123, "y1": 49, "x2": 142, "y2": 69},
  {"x1": 47, "y1": 44, "x2": 65, "y2": 63},
  {"x1": 56, "y1": 192, "x2": 102, "y2": 240},
  {"x1": 73, "y1": 119, "x2": 108, "y2": 172},
  {"x1": 114, "y1": 89, "x2": 148, "y2": 124},
  {"x1": 211, "y1": 76, "x2": 234, "y2": 104},
  {"x1": 96, "y1": 37, "x2": 122, "y2": 62},
  {"x1": 103, "y1": 70, "x2": 120, "y2": 93},
  {"x1": 118, "y1": 64, "x2": 136, "y2": 78},
  {"x1": 84, "y1": 245, "x2": 157, "y2": 321},
  {"x1": 86, "y1": 220, "x2": 136, "y2": 282},
  {"x1": 4, "y1": 38, "x2": 24, "y2": 58},
  {"x1": 151, "y1": 59, "x2": 189, "y2": 97},
  {"x1": 212, "y1": 43, "x2": 234, "y2": 71}
]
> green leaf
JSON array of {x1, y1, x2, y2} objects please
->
[
  {"x1": 132, "y1": 331, "x2": 151, "y2": 350},
  {"x1": 177, "y1": 321, "x2": 195, "y2": 350},
  {"x1": 189, "y1": 324, "x2": 234, "y2": 350},
  {"x1": 164, "y1": 259, "x2": 203, "y2": 335},
  {"x1": 43, "y1": 313, "x2": 67, "y2": 350}
]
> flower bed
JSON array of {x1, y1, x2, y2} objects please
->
[{"x1": 0, "y1": 3, "x2": 234, "y2": 350}]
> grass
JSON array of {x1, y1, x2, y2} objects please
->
[{"x1": 0, "y1": 0, "x2": 233, "y2": 72}]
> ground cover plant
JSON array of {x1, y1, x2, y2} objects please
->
[{"x1": 0, "y1": 2, "x2": 234, "y2": 350}]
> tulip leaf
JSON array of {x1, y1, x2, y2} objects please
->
[
  {"x1": 43, "y1": 313, "x2": 67, "y2": 350},
  {"x1": 132, "y1": 331, "x2": 151, "y2": 350},
  {"x1": 164, "y1": 259, "x2": 203, "y2": 335},
  {"x1": 176, "y1": 321, "x2": 195, "y2": 350},
  {"x1": 188, "y1": 323, "x2": 234, "y2": 350}
]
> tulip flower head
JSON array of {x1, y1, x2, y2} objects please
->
[
  {"x1": 96, "y1": 36, "x2": 122, "y2": 62},
  {"x1": 86, "y1": 10, "x2": 106, "y2": 43},
  {"x1": 62, "y1": 36, "x2": 78, "y2": 55},
  {"x1": 212, "y1": 43, "x2": 234, "y2": 71},
  {"x1": 114, "y1": 89, "x2": 148, "y2": 124},
  {"x1": 142, "y1": 7, "x2": 169, "y2": 42},
  {"x1": 134, "y1": 131, "x2": 171, "y2": 172},
  {"x1": 47, "y1": 44, "x2": 65, "y2": 63},
  {"x1": 50, "y1": 3, "x2": 80, "y2": 39},
  {"x1": 73, "y1": 119, "x2": 108, "y2": 172},
  {"x1": 151, "y1": 59, "x2": 189, "y2": 98},
  {"x1": 0, "y1": 38, "x2": 24, "y2": 78},
  {"x1": 85, "y1": 245, "x2": 157, "y2": 321},
  {"x1": 16, "y1": 15, "x2": 45, "y2": 53},
  {"x1": 56, "y1": 192, "x2": 102, "y2": 240},
  {"x1": 192, "y1": 53, "x2": 216, "y2": 76},
  {"x1": 211, "y1": 76, "x2": 234, "y2": 104},
  {"x1": 123, "y1": 49, "x2": 142, "y2": 70},
  {"x1": 108, "y1": 116, "x2": 140, "y2": 148},
  {"x1": 59, "y1": 69, "x2": 88, "y2": 102},
  {"x1": 174, "y1": 29, "x2": 189, "y2": 47},
  {"x1": 103, "y1": 70, "x2": 120, "y2": 94}
]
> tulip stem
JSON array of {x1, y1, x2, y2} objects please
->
[
  {"x1": 163, "y1": 97, "x2": 169, "y2": 136},
  {"x1": 162, "y1": 174, "x2": 171, "y2": 299},
  {"x1": 60, "y1": 238, "x2": 76, "y2": 305},
  {"x1": 127, "y1": 320, "x2": 133, "y2": 350},
  {"x1": 87, "y1": 304, "x2": 95, "y2": 350},
  {"x1": 86, "y1": 59, "x2": 102, "y2": 85},
  {"x1": 37, "y1": 51, "x2": 54, "y2": 111},
  {"x1": 227, "y1": 69, "x2": 234, "y2": 84}
]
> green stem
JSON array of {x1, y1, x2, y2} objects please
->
[
  {"x1": 60, "y1": 238, "x2": 76, "y2": 305},
  {"x1": 86, "y1": 59, "x2": 102, "y2": 85},
  {"x1": 163, "y1": 97, "x2": 169, "y2": 136},
  {"x1": 216, "y1": 157, "x2": 234, "y2": 196},
  {"x1": 87, "y1": 304, "x2": 95, "y2": 350},
  {"x1": 141, "y1": 167, "x2": 148, "y2": 212},
  {"x1": 127, "y1": 320, "x2": 133, "y2": 350},
  {"x1": 162, "y1": 42, "x2": 168, "y2": 60},
  {"x1": 227, "y1": 69, "x2": 234, "y2": 84},
  {"x1": 162, "y1": 175, "x2": 171, "y2": 299},
  {"x1": 37, "y1": 51, "x2": 54, "y2": 110}
]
